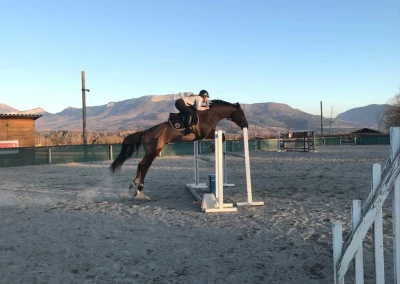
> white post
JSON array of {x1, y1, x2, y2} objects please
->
[
  {"x1": 216, "y1": 130, "x2": 224, "y2": 209},
  {"x1": 332, "y1": 127, "x2": 400, "y2": 282},
  {"x1": 392, "y1": 127, "x2": 400, "y2": 283},
  {"x1": 394, "y1": 177, "x2": 400, "y2": 283},
  {"x1": 189, "y1": 128, "x2": 263, "y2": 212},
  {"x1": 200, "y1": 130, "x2": 236, "y2": 213},
  {"x1": 332, "y1": 221, "x2": 344, "y2": 284},
  {"x1": 244, "y1": 127, "x2": 253, "y2": 204},
  {"x1": 186, "y1": 141, "x2": 208, "y2": 198},
  {"x1": 236, "y1": 127, "x2": 264, "y2": 207},
  {"x1": 222, "y1": 134, "x2": 235, "y2": 187},
  {"x1": 352, "y1": 200, "x2": 364, "y2": 284},
  {"x1": 223, "y1": 136, "x2": 228, "y2": 185},
  {"x1": 187, "y1": 133, "x2": 235, "y2": 200},
  {"x1": 372, "y1": 163, "x2": 385, "y2": 284},
  {"x1": 278, "y1": 132, "x2": 281, "y2": 151},
  {"x1": 194, "y1": 141, "x2": 199, "y2": 185},
  {"x1": 47, "y1": 147, "x2": 52, "y2": 164}
]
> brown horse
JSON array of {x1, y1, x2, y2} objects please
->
[{"x1": 109, "y1": 99, "x2": 249, "y2": 197}]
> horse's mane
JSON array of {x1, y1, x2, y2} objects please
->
[{"x1": 209, "y1": 99, "x2": 238, "y2": 108}]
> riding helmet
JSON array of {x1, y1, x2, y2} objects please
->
[{"x1": 199, "y1": 90, "x2": 209, "y2": 98}]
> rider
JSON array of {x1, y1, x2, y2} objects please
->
[{"x1": 175, "y1": 90, "x2": 210, "y2": 135}]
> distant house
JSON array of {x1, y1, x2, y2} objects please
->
[
  {"x1": 351, "y1": 128, "x2": 383, "y2": 135},
  {"x1": 0, "y1": 114, "x2": 42, "y2": 147}
]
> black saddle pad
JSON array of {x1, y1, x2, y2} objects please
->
[{"x1": 168, "y1": 113, "x2": 199, "y2": 130}]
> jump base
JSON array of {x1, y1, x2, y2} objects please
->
[{"x1": 202, "y1": 193, "x2": 237, "y2": 213}]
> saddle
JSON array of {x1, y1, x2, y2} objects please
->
[{"x1": 168, "y1": 112, "x2": 199, "y2": 130}]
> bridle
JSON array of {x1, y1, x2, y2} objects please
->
[
  {"x1": 227, "y1": 107, "x2": 246, "y2": 128},
  {"x1": 206, "y1": 103, "x2": 247, "y2": 128},
  {"x1": 217, "y1": 105, "x2": 246, "y2": 128}
]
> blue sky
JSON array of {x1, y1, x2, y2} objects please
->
[{"x1": 0, "y1": 0, "x2": 399, "y2": 116}]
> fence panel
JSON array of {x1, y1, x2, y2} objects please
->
[
  {"x1": 356, "y1": 136, "x2": 390, "y2": 145},
  {"x1": 161, "y1": 142, "x2": 194, "y2": 156},
  {"x1": 332, "y1": 127, "x2": 400, "y2": 283},
  {"x1": 0, "y1": 134, "x2": 391, "y2": 168}
]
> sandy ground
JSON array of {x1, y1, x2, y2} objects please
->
[{"x1": 0, "y1": 145, "x2": 394, "y2": 284}]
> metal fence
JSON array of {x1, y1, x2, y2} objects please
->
[{"x1": 0, "y1": 135, "x2": 390, "y2": 167}]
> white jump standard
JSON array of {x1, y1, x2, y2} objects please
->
[
  {"x1": 235, "y1": 128, "x2": 264, "y2": 208},
  {"x1": 186, "y1": 127, "x2": 264, "y2": 212},
  {"x1": 186, "y1": 133, "x2": 235, "y2": 203},
  {"x1": 202, "y1": 130, "x2": 237, "y2": 212}
]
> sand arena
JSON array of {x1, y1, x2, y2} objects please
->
[{"x1": 0, "y1": 145, "x2": 392, "y2": 283}]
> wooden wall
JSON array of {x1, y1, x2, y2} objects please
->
[{"x1": 0, "y1": 118, "x2": 37, "y2": 147}]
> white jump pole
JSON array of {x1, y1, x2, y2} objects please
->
[
  {"x1": 223, "y1": 133, "x2": 236, "y2": 187},
  {"x1": 236, "y1": 127, "x2": 264, "y2": 207},
  {"x1": 277, "y1": 131, "x2": 285, "y2": 152},
  {"x1": 187, "y1": 141, "x2": 209, "y2": 192},
  {"x1": 185, "y1": 141, "x2": 208, "y2": 203},
  {"x1": 194, "y1": 141, "x2": 200, "y2": 185},
  {"x1": 187, "y1": 137, "x2": 234, "y2": 191},
  {"x1": 216, "y1": 130, "x2": 223, "y2": 209},
  {"x1": 188, "y1": 128, "x2": 264, "y2": 212},
  {"x1": 201, "y1": 130, "x2": 237, "y2": 213}
]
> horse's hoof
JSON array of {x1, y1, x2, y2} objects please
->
[
  {"x1": 132, "y1": 187, "x2": 139, "y2": 199},
  {"x1": 137, "y1": 192, "x2": 151, "y2": 201},
  {"x1": 138, "y1": 184, "x2": 144, "y2": 191},
  {"x1": 134, "y1": 191, "x2": 151, "y2": 201}
]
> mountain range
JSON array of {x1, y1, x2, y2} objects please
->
[
  {"x1": 0, "y1": 93, "x2": 388, "y2": 135},
  {"x1": 337, "y1": 104, "x2": 387, "y2": 125}
]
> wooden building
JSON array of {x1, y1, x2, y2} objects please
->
[
  {"x1": 351, "y1": 128, "x2": 383, "y2": 135},
  {"x1": 0, "y1": 114, "x2": 42, "y2": 147}
]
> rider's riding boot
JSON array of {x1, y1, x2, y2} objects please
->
[{"x1": 183, "y1": 114, "x2": 193, "y2": 135}]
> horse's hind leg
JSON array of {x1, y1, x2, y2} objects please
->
[
  {"x1": 131, "y1": 134, "x2": 164, "y2": 197},
  {"x1": 129, "y1": 157, "x2": 146, "y2": 196},
  {"x1": 138, "y1": 148, "x2": 162, "y2": 191},
  {"x1": 128, "y1": 161, "x2": 141, "y2": 190},
  {"x1": 129, "y1": 153, "x2": 155, "y2": 198},
  {"x1": 130, "y1": 142, "x2": 157, "y2": 192},
  {"x1": 134, "y1": 164, "x2": 141, "y2": 186}
]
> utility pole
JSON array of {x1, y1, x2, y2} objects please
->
[
  {"x1": 81, "y1": 71, "x2": 90, "y2": 145},
  {"x1": 320, "y1": 101, "x2": 323, "y2": 136}
]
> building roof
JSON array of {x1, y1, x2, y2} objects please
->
[
  {"x1": 0, "y1": 114, "x2": 42, "y2": 120},
  {"x1": 351, "y1": 128, "x2": 383, "y2": 134}
]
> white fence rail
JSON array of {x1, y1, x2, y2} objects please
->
[{"x1": 332, "y1": 127, "x2": 400, "y2": 284}]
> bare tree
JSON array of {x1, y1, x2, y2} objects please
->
[
  {"x1": 49, "y1": 132, "x2": 64, "y2": 146},
  {"x1": 376, "y1": 111, "x2": 385, "y2": 132},
  {"x1": 385, "y1": 93, "x2": 400, "y2": 130}
]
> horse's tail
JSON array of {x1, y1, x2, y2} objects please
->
[{"x1": 109, "y1": 131, "x2": 145, "y2": 173}]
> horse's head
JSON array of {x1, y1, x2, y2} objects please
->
[
  {"x1": 228, "y1": 102, "x2": 249, "y2": 129},
  {"x1": 209, "y1": 100, "x2": 249, "y2": 129}
]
